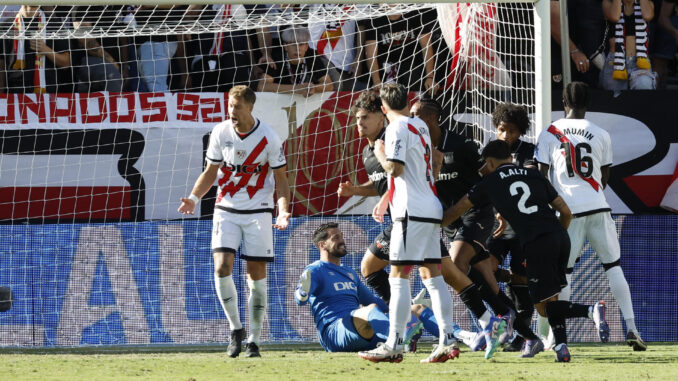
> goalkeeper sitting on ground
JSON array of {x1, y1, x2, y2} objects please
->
[{"x1": 295, "y1": 222, "x2": 449, "y2": 357}]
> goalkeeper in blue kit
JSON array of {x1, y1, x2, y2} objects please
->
[{"x1": 295, "y1": 223, "x2": 444, "y2": 356}]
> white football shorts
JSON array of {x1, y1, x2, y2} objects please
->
[
  {"x1": 389, "y1": 218, "x2": 442, "y2": 264},
  {"x1": 211, "y1": 208, "x2": 274, "y2": 262},
  {"x1": 567, "y1": 211, "x2": 620, "y2": 269}
]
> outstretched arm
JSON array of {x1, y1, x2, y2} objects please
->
[
  {"x1": 442, "y1": 195, "x2": 474, "y2": 227},
  {"x1": 337, "y1": 180, "x2": 379, "y2": 197},
  {"x1": 178, "y1": 164, "x2": 220, "y2": 215},
  {"x1": 357, "y1": 279, "x2": 388, "y2": 312},
  {"x1": 294, "y1": 268, "x2": 312, "y2": 306}
]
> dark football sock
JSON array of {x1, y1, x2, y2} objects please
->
[
  {"x1": 548, "y1": 315, "x2": 568, "y2": 345},
  {"x1": 546, "y1": 300, "x2": 590, "y2": 319},
  {"x1": 469, "y1": 268, "x2": 509, "y2": 316},
  {"x1": 508, "y1": 284, "x2": 534, "y2": 323},
  {"x1": 459, "y1": 284, "x2": 487, "y2": 319},
  {"x1": 365, "y1": 270, "x2": 390, "y2": 302}
]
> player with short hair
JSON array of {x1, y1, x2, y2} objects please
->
[
  {"x1": 295, "y1": 223, "x2": 443, "y2": 354},
  {"x1": 178, "y1": 85, "x2": 291, "y2": 358},
  {"x1": 444, "y1": 139, "x2": 609, "y2": 362},
  {"x1": 487, "y1": 102, "x2": 542, "y2": 354},
  {"x1": 535, "y1": 81, "x2": 646, "y2": 351},
  {"x1": 342, "y1": 93, "x2": 507, "y2": 358},
  {"x1": 358, "y1": 83, "x2": 491, "y2": 363},
  {"x1": 337, "y1": 91, "x2": 392, "y2": 301}
]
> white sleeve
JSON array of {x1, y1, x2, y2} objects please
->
[
  {"x1": 267, "y1": 130, "x2": 287, "y2": 169},
  {"x1": 534, "y1": 130, "x2": 553, "y2": 166},
  {"x1": 205, "y1": 126, "x2": 223, "y2": 166},
  {"x1": 601, "y1": 131, "x2": 613, "y2": 166},
  {"x1": 385, "y1": 122, "x2": 408, "y2": 165}
]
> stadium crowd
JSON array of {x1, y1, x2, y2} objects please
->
[{"x1": 0, "y1": 2, "x2": 677, "y2": 95}]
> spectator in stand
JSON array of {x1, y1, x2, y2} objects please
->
[
  {"x1": 255, "y1": 26, "x2": 334, "y2": 96},
  {"x1": 0, "y1": 5, "x2": 75, "y2": 93},
  {"x1": 71, "y1": 6, "x2": 128, "y2": 92},
  {"x1": 651, "y1": 0, "x2": 678, "y2": 88},
  {"x1": 187, "y1": 4, "x2": 253, "y2": 93},
  {"x1": 601, "y1": 0, "x2": 657, "y2": 91},
  {"x1": 308, "y1": 4, "x2": 366, "y2": 91},
  {"x1": 550, "y1": 0, "x2": 608, "y2": 88},
  {"x1": 133, "y1": 5, "x2": 188, "y2": 92},
  {"x1": 361, "y1": 8, "x2": 439, "y2": 94}
]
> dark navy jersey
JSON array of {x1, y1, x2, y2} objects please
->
[
  {"x1": 435, "y1": 130, "x2": 483, "y2": 209},
  {"x1": 510, "y1": 139, "x2": 537, "y2": 168},
  {"x1": 362, "y1": 128, "x2": 388, "y2": 196},
  {"x1": 468, "y1": 163, "x2": 563, "y2": 246}
]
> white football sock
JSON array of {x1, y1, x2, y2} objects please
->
[
  {"x1": 215, "y1": 274, "x2": 242, "y2": 330},
  {"x1": 559, "y1": 273, "x2": 573, "y2": 302},
  {"x1": 478, "y1": 310, "x2": 492, "y2": 329},
  {"x1": 423, "y1": 276, "x2": 455, "y2": 346},
  {"x1": 537, "y1": 314, "x2": 550, "y2": 340},
  {"x1": 605, "y1": 266, "x2": 636, "y2": 325},
  {"x1": 247, "y1": 278, "x2": 267, "y2": 345},
  {"x1": 458, "y1": 329, "x2": 477, "y2": 347},
  {"x1": 386, "y1": 277, "x2": 411, "y2": 351}
]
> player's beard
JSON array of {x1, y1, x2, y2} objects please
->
[{"x1": 329, "y1": 244, "x2": 347, "y2": 259}]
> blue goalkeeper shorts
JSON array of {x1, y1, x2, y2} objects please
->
[{"x1": 319, "y1": 307, "x2": 389, "y2": 352}]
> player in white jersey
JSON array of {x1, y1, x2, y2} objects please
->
[
  {"x1": 535, "y1": 81, "x2": 646, "y2": 351},
  {"x1": 358, "y1": 84, "x2": 459, "y2": 364},
  {"x1": 178, "y1": 86, "x2": 291, "y2": 358}
]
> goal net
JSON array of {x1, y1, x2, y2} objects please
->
[{"x1": 0, "y1": 2, "x2": 620, "y2": 347}]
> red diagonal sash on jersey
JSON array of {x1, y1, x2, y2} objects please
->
[
  {"x1": 547, "y1": 125, "x2": 600, "y2": 191},
  {"x1": 407, "y1": 124, "x2": 438, "y2": 196},
  {"x1": 316, "y1": 6, "x2": 352, "y2": 56},
  {"x1": 217, "y1": 136, "x2": 268, "y2": 201}
]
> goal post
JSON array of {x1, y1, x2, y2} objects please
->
[{"x1": 0, "y1": 1, "x2": 580, "y2": 348}]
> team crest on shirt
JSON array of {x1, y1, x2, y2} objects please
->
[
  {"x1": 236, "y1": 149, "x2": 246, "y2": 159},
  {"x1": 348, "y1": 272, "x2": 354, "y2": 281}
]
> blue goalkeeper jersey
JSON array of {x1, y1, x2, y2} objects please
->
[{"x1": 295, "y1": 260, "x2": 388, "y2": 338}]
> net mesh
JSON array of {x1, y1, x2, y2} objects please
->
[{"x1": 0, "y1": 3, "x2": 554, "y2": 347}]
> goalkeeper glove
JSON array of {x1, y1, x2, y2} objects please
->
[{"x1": 295, "y1": 269, "x2": 312, "y2": 302}]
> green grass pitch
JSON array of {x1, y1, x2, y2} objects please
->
[{"x1": 1, "y1": 342, "x2": 676, "y2": 380}]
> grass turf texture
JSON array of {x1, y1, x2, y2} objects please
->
[{"x1": 0, "y1": 343, "x2": 676, "y2": 380}]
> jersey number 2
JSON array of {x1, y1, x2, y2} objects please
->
[{"x1": 510, "y1": 181, "x2": 537, "y2": 214}]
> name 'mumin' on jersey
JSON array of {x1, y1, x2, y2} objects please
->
[
  {"x1": 535, "y1": 118, "x2": 612, "y2": 215},
  {"x1": 385, "y1": 115, "x2": 442, "y2": 220},
  {"x1": 205, "y1": 119, "x2": 286, "y2": 212},
  {"x1": 295, "y1": 260, "x2": 387, "y2": 347}
]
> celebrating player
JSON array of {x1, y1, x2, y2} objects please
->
[
  {"x1": 535, "y1": 81, "x2": 646, "y2": 351},
  {"x1": 358, "y1": 84, "x2": 470, "y2": 363},
  {"x1": 337, "y1": 91, "x2": 392, "y2": 301},
  {"x1": 178, "y1": 85, "x2": 291, "y2": 358},
  {"x1": 444, "y1": 140, "x2": 609, "y2": 362},
  {"x1": 295, "y1": 223, "x2": 443, "y2": 355}
]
